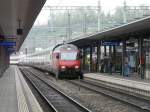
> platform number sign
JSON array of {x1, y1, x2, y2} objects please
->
[{"x1": 102, "y1": 41, "x2": 120, "y2": 46}]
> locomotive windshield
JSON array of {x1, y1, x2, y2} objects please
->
[{"x1": 61, "y1": 52, "x2": 77, "y2": 60}]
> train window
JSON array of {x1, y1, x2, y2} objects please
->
[{"x1": 60, "y1": 52, "x2": 77, "y2": 60}]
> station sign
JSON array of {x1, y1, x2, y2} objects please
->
[
  {"x1": 0, "y1": 41, "x2": 16, "y2": 46},
  {"x1": 102, "y1": 40, "x2": 120, "y2": 46}
]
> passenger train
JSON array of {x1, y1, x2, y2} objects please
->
[{"x1": 19, "y1": 44, "x2": 83, "y2": 79}]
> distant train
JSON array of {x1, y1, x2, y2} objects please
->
[{"x1": 19, "y1": 44, "x2": 83, "y2": 79}]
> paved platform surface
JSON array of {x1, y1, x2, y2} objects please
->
[
  {"x1": 0, "y1": 66, "x2": 18, "y2": 112},
  {"x1": 85, "y1": 72, "x2": 150, "y2": 83},
  {"x1": 84, "y1": 72, "x2": 150, "y2": 93},
  {"x1": 0, "y1": 65, "x2": 43, "y2": 112}
]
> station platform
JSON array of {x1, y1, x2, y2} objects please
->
[
  {"x1": 84, "y1": 72, "x2": 150, "y2": 98},
  {"x1": 0, "y1": 65, "x2": 43, "y2": 112}
]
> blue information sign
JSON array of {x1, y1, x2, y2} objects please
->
[
  {"x1": 0, "y1": 42, "x2": 16, "y2": 46},
  {"x1": 102, "y1": 41, "x2": 120, "y2": 46}
]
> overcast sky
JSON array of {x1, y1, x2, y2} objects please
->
[
  {"x1": 34, "y1": 0, "x2": 150, "y2": 25},
  {"x1": 46, "y1": 0, "x2": 150, "y2": 7}
]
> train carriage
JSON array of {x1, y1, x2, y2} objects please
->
[{"x1": 19, "y1": 44, "x2": 83, "y2": 79}]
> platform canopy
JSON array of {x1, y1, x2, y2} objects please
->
[
  {"x1": 68, "y1": 17, "x2": 150, "y2": 47},
  {"x1": 0, "y1": 0, "x2": 46, "y2": 51}
]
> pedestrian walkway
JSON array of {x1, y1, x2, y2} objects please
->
[
  {"x1": 84, "y1": 72, "x2": 150, "y2": 97},
  {"x1": 84, "y1": 71, "x2": 149, "y2": 82},
  {"x1": 0, "y1": 66, "x2": 18, "y2": 112},
  {"x1": 0, "y1": 65, "x2": 43, "y2": 112}
]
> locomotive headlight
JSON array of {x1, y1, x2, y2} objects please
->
[
  {"x1": 61, "y1": 65, "x2": 66, "y2": 69},
  {"x1": 75, "y1": 66, "x2": 79, "y2": 69}
]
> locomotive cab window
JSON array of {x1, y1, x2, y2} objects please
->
[{"x1": 60, "y1": 52, "x2": 77, "y2": 60}]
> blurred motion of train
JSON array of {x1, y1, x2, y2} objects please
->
[{"x1": 19, "y1": 44, "x2": 83, "y2": 79}]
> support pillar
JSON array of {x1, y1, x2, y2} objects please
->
[
  {"x1": 138, "y1": 37, "x2": 145, "y2": 79},
  {"x1": 104, "y1": 45, "x2": 107, "y2": 56},
  {"x1": 90, "y1": 45, "x2": 93, "y2": 72},
  {"x1": 96, "y1": 42, "x2": 101, "y2": 72},
  {"x1": 82, "y1": 47, "x2": 86, "y2": 70},
  {"x1": 113, "y1": 46, "x2": 116, "y2": 72},
  {"x1": 0, "y1": 46, "x2": 9, "y2": 76},
  {"x1": 122, "y1": 40, "x2": 126, "y2": 76},
  {"x1": 109, "y1": 46, "x2": 112, "y2": 58},
  {"x1": 109, "y1": 45, "x2": 112, "y2": 74},
  {"x1": 0, "y1": 46, "x2": 2, "y2": 75}
]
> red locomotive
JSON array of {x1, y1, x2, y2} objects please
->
[
  {"x1": 52, "y1": 44, "x2": 83, "y2": 79},
  {"x1": 19, "y1": 44, "x2": 83, "y2": 79}
]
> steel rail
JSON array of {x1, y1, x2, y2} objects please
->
[
  {"x1": 21, "y1": 69, "x2": 58, "y2": 112},
  {"x1": 68, "y1": 79, "x2": 150, "y2": 112},
  {"x1": 21, "y1": 68, "x2": 92, "y2": 112}
]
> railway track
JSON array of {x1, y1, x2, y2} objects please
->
[
  {"x1": 67, "y1": 79, "x2": 150, "y2": 112},
  {"x1": 20, "y1": 66, "x2": 150, "y2": 112},
  {"x1": 20, "y1": 67, "x2": 92, "y2": 112}
]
